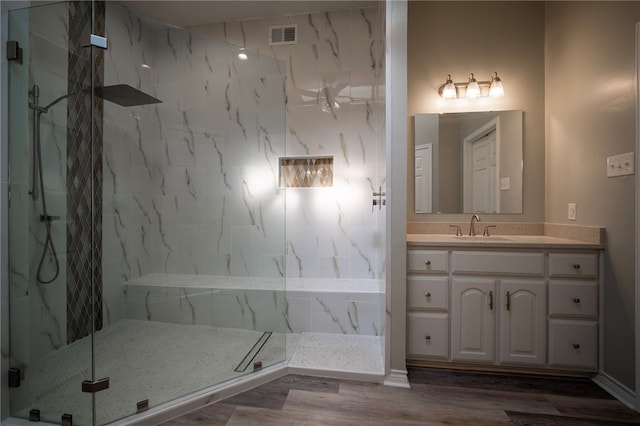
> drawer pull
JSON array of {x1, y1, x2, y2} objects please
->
[
  {"x1": 425, "y1": 260, "x2": 432, "y2": 266},
  {"x1": 573, "y1": 264, "x2": 581, "y2": 270},
  {"x1": 425, "y1": 292, "x2": 431, "y2": 298},
  {"x1": 506, "y1": 291, "x2": 511, "y2": 311},
  {"x1": 572, "y1": 343, "x2": 581, "y2": 349},
  {"x1": 489, "y1": 291, "x2": 494, "y2": 310},
  {"x1": 425, "y1": 335, "x2": 431, "y2": 341},
  {"x1": 573, "y1": 298, "x2": 581, "y2": 303}
]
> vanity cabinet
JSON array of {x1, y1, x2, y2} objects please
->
[{"x1": 407, "y1": 246, "x2": 601, "y2": 374}]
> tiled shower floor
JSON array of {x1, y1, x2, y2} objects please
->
[{"x1": 11, "y1": 320, "x2": 383, "y2": 425}]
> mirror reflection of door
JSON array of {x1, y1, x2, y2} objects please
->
[
  {"x1": 463, "y1": 118, "x2": 500, "y2": 213},
  {"x1": 415, "y1": 143, "x2": 433, "y2": 213},
  {"x1": 472, "y1": 130, "x2": 497, "y2": 213}
]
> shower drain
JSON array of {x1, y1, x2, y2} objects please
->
[{"x1": 234, "y1": 332, "x2": 272, "y2": 373}]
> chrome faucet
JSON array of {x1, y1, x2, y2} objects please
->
[{"x1": 469, "y1": 214, "x2": 481, "y2": 236}]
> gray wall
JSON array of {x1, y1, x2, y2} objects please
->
[
  {"x1": 545, "y1": 1, "x2": 640, "y2": 390},
  {"x1": 407, "y1": 1, "x2": 546, "y2": 223}
]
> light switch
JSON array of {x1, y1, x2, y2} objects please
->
[{"x1": 607, "y1": 152, "x2": 634, "y2": 177}]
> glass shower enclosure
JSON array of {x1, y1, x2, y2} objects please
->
[{"x1": 6, "y1": 1, "x2": 287, "y2": 424}]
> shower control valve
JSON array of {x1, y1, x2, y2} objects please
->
[{"x1": 372, "y1": 186, "x2": 386, "y2": 212}]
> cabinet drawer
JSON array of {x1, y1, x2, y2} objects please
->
[
  {"x1": 407, "y1": 276, "x2": 448, "y2": 310},
  {"x1": 548, "y1": 320, "x2": 597, "y2": 370},
  {"x1": 548, "y1": 253, "x2": 598, "y2": 278},
  {"x1": 549, "y1": 281, "x2": 598, "y2": 318},
  {"x1": 452, "y1": 251, "x2": 544, "y2": 276},
  {"x1": 407, "y1": 313, "x2": 449, "y2": 358},
  {"x1": 408, "y1": 250, "x2": 449, "y2": 273}
]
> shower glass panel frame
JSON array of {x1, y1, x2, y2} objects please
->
[{"x1": 6, "y1": 1, "x2": 287, "y2": 425}]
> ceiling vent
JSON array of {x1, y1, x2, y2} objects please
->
[{"x1": 269, "y1": 25, "x2": 298, "y2": 45}]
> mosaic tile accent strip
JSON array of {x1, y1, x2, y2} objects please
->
[
  {"x1": 66, "y1": 0, "x2": 104, "y2": 344},
  {"x1": 279, "y1": 157, "x2": 333, "y2": 188}
]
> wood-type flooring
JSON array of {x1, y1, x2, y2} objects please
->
[{"x1": 161, "y1": 368, "x2": 640, "y2": 425}]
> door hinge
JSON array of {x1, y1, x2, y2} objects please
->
[
  {"x1": 8, "y1": 368, "x2": 21, "y2": 388},
  {"x1": 81, "y1": 377, "x2": 109, "y2": 393},
  {"x1": 136, "y1": 399, "x2": 149, "y2": 413},
  {"x1": 6, "y1": 41, "x2": 23, "y2": 64}
]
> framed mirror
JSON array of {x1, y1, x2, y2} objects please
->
[{"x1": 414, "y1": 110, "x2": 523, "y2": 214}]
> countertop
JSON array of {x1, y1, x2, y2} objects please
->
[{"x1": 407, "y1": 234, "x2": 605, "y2": 250}]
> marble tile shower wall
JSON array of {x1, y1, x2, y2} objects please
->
[
  {"x1": 101, "y1": 5, "x2": 384, "y2": 327},
  {"x1": 101, "y1": 4, "x2": 287, "y2": 325},
  {"x1": 8, "y1": 3, "x2": 70, "y2": 366},
  {"x1": 199, "y1": 6, "x2": 386, "y2": 280}
]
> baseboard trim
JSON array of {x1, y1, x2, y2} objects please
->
[
  {"x1": 384, "y1": 369, "x2": 410, "y2": 388},
  {"x1": 593, "y1": 371, "x2": 637, "y2": 411}
]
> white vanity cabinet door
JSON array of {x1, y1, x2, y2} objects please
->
[
  {"x1": 407, "y1": 312, "x2": 449, "y2": 358},
  {"x1": 451, "y1": 279, "x2": 496, "y2": 363},
  {"x1": 549, "y1": 320, "x2": 598, "y2": 370},
  {"x1": 498, "y1": 280, "x2": 547, "y2": 366}
]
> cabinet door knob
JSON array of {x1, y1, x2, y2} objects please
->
[
  {"x1": 425, "y1": 260, "x2": 431, "y2": 266},
  {"x1": 425, "y1": 292, "x2": 431, "y2": 298},
  {"x1": 573, "y1": 298, "x2": 581, "y2": 303},
  {"x1": 572, "y1": 343, "x2": 581, "y2": 349},
  {"x1": 573, "y1": 264, "x2": 581, "y2": 270},
  {"x1": 425, "y1": 335, "x2": 431, "y2": 340}
]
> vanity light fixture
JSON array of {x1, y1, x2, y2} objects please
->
[{"x1": 438, "y1": 72, "x2": 505, "y2": 99}]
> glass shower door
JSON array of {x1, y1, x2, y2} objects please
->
[
  {"x1": 92, "y1": 2, "x2": 288, "y2": 422},
  {"x1": 7, "y1": 2, "x2": 98, "y2": 424}
]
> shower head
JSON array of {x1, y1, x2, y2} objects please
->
[{"x1": 93, "y1": 84, "x2": 161, "y2": 107}]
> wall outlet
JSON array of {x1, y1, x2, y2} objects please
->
[
  {"x1": 568, "y1": 203, "x2": 577, "y2": 221},
  {"x1": 607, "y1": 152, "x2": 635, "y2": 177}
]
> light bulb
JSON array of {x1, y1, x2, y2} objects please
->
[
  {"x1": 465, "y1": 73, "x2": 480, "y2": 99},
  {"x1": 489, "y1": 72, "x2": 504, "y2": 97},
  {"x1": 442, "y1": 74, "x2": 457, "y2": 99}
]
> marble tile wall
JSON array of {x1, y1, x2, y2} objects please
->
[
  {"x1": 101, "y1": 4, "x2": 385, "y2": 332},
  {"x1": 196, "y1": 6, "x2": 386, "y2": 280},
  {"x1": 101, "y1": 3, "x2": 288, "y2": 325}
]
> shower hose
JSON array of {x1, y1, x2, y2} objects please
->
[{"x1": 30, "y1": 86, "x2": 61, "y2": 284}]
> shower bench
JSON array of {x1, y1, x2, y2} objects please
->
[{"x1": 123, "y1": 274, "x2": 384, "y2": 336}]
